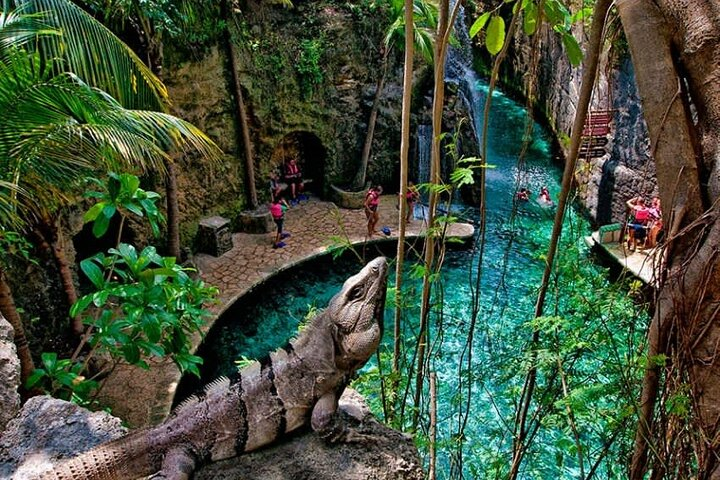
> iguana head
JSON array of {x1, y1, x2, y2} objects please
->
[{"x1": 329, "y1": 256, "x2": 388, "y2": 371}]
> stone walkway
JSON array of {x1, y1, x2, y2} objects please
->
[{"x1": 98, "y1": 195, "x2": 474, "y2": 427}]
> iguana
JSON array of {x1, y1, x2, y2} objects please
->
[{"x1": 37, "y1": 256, "x2": 388, "y2": 480}]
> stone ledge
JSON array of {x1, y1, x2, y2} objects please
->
[
  {"x1": 330, "y1": 184, "x2": 367, "y2": 209},
  {"x1": 237, "y1": 207, "x2": 273, "y2": 234}
]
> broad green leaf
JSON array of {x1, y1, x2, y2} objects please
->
[
  {"x1": 124, "y1": 203, "x2": 144, "y2": 217},
  {"x1": 121, "y1": 174, "x2": 140, "y2": 195},
  {"x1": 562, "y1": 32, "x2": 583, "y2": 67},
  {"x1": 70, "y1": 294, "x2": 94, "y2": 318},
  {"x1": 122, "y1": 343, "x2": 141, "y2": 364},
  {"x1": 41, "y1": 352, "x2": 58, "y2": 369},
  {"x1": 92, "y1": 212, "x2": 110, "y2": 238},
  {"x1": 102, "y1": 204, "x2": 117, "y2": 220},
  {"x1": 80, "y1": 258, "x2": 104, "y2": 289},
  {"x1": 524, "y1": 3, "x2": 538, "y2": 35},
  {"x1": 25, "y1": 369, "x2": 47, "y2": 388},
  {"x1": 469, "y1": 12, "x2": 491, "y2": 38},
  {"x1": 83, "y1": 202, "x2": 105, "y2": 222},
  {"x1": 485, "y1": 16, "x2": 506, "y2": 55}
]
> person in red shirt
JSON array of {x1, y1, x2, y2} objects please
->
[
  {"x1": 364, "y1": 185, "x2": 383, "y2": 237},
  {"x1": 269, "y1": 196, "x2": 290, "y2": 248},
  {"x1": 626, "y1": 196, "x2": 650, "y2": 250},
  {"x1": 284, "y1": 158, "x2": 303, "y2": 203}
]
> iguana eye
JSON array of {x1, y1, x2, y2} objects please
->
[{"x1": 349, "y1": 285, "x2": 364, "y2": 300}]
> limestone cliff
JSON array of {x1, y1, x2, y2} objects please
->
[{"x1": 496, "y1": 17, "x2": 657, "y2": 224}]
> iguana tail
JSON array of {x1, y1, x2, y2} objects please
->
[{"x1": 36, "y1": 432, "x2": 155, "y2": 480}]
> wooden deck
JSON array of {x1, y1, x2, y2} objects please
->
[{"x1": 584, "y1": 231, "x2": 664, "y2": 286}]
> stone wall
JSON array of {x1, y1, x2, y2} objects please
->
[{"x1": 162, "y1": 1, "x2": 404, "y2": 228}]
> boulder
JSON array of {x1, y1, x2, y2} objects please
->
[
  {"x1": 0, "y1": 396, "x2": 126, "y2": 479},
  {"x1": 0, "y1": 313, "x2": 20, "y2": 432},
  {"x1": 0, "y1": 390, "x2": 423, "y2": 480}
]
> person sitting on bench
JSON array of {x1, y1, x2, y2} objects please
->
[
  {"x1": 626, "y1": 196, "x2": 650, "y2": 250},
  {"x1": 284, "y1": 157, "x2": 304, "y2": 203}
]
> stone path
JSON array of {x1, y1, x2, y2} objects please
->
[{"x1": 97, "y1": 195, "x2": 474, "y2": 427}]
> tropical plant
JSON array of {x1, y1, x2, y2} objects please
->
[
  {"x1": 28, "y1": 173, "x2": 217, "y2": 403},
  {"x1": 0, "y1": 0, "x2": 220, "y2": 341}
]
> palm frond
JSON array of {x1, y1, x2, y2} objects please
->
[
  {"x1": 0, "y1": 2, "x2": 57, "y2": 54},
  {"x1": 19, "y1": 0, "x2": 168, "y2": 110}
]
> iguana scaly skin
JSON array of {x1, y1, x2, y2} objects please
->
[{"x1": 38, "y1": 257, "x2": 388, "y2": 480}]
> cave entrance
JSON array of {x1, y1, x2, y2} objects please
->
[{"x1": 270, "y1": 131, "x2": 326, "y2": 197}]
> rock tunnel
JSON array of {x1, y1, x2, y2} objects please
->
[{"x1": 269, "y1": 131, "x2": 326, "y2": 197}]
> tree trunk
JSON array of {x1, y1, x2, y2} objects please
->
[
  {"x1": 413, "y1": 0, "x2": 449, "y2": 429},
  {"x1": 618, "y1": 0, "x2": 720, "y2": 477},
  {"x1": 391, "y1": 0, "x2": 414, "y2": 421},
  {"x1": 352, "y1": 49, "x2": 390, "y2": 190},
  {"x1": 133, "y1": 13, "x2": 181, "y2": 260},
  {"x1": 0, "y1": 269, "x2": 35, "y2": 388},
  {"x1": 223, "y1": 0, "x2": 258, "y2": 209},
  {"x1": 34, "y1": 223, "x2": 82, "y2": 335}
]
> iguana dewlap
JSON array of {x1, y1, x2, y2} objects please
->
[{"x1": 37, "y1": 257, "x2": 388, "y2": 480}]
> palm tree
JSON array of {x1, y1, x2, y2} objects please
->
[
  {"x1": 351, "y1": 0, "x2": 437, "y2": 190},
  {"x1": 0, "y1": 0, "x2": 220, "y2": 349}
]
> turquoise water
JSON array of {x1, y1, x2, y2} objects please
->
[{"x1": 179, "y1": 85, "x2": 644, "y2": 478}]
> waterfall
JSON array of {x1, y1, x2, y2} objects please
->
[
  {"x1": 415, "y1": 3, "x2": 485, "y2": 199},
  {"x1": 417, "y1": 124, "x2": 432, "y2": 185},
  {"x1": 445, "y1": 3, "x2": 486, "y2": 144}
]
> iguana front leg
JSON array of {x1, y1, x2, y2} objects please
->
[
  {"x1": 311, "y1": 392, "x2": 377, "y2": 443},
  {"x1": 149, "y1": 447, "x2": 197, "y2": 480}
]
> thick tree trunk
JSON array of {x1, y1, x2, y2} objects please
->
[
  {"x1": 0, "y1": 270, "x2": 35, "y2": 388},
  {"x1": 618, "y1": 0, "x2": 720, "y2": 477},
  {"x1": 223, "y1": 0, "x2": 258, "y2": 209},
  {"x1": 352, "y1": 50, "x2": 390, "y2": 190}
]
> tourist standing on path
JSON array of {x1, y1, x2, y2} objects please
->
[
  {"x1": 364, "y1": 185, "x2": 382, "y2": 237},
  {"x1": 405, "y1": 181, "x2": 420, "y2": 222},
  {"x1": 270, "y1": 196, "x2": 290, "y2": 249}
]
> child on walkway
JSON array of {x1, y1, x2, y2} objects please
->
[{"x1": 270, "y1": 196, "x2": 290, "y2": 249}]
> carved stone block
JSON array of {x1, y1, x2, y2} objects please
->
[{"x1": 197, "y1": 216, "x2": 233, "y2": 257}]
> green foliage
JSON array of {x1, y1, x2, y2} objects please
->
[
  {"x1": 25, "y1": 352, "x2": 98, "y2": 405},
  {"x1": 485, "y1": 15, "x2": 506, "y2": 55},
  {"x1": 469, "y1": 0, "x2": 584, "y2": 65},
  {"x1": 0, "y1": 230, "x2": 34, "y2": 268},
  {"x1": 72, "y1": 244, "x2": 216, "y2": 376},
  {"x1": 84, "y1": 172, "x2": 163, "y2": 238},
  {"x1": 295, "y1": 38, "x2": 325, "y2": 98}
]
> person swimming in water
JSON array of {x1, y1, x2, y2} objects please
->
[{"x1": 538, "y1": 186, "x2": 554, "y2": 207}]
